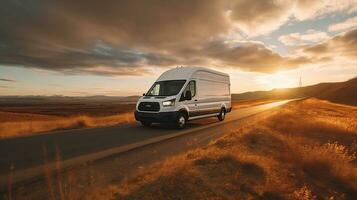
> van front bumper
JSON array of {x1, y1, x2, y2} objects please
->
[{"x1": 134, "y1": 111, "x2": 179, "y2": 123}]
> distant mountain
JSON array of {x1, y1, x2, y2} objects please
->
[
  {"x1": 0, "y1": 95, "x2": 141, "y2": 105},
  {"x1": 232, "y1": 77, "x2": 357, "y2": 106}
]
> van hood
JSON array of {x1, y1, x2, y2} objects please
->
[{"x1": 140, "y1": 95, "x2": 176, "y2": 101}]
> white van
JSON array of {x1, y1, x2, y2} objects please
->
[{"x1": 135, "y1": 66, "x2": 231, "y2": 128}]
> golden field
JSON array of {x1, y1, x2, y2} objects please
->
[
  {"x1": 108, "y1": 98, "x2": 356, "y2": 200},
  {"x1": 6, "y1": 98, "x2": 357, "y2": 200}
]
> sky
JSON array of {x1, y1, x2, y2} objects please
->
[{"x1": 0, "y1": 0, "x2": 356, "y2": 96}]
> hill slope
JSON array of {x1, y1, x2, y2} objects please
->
[
  {"x1": 232, "y1": 77, "x2": 357, "y2": 105},
  {"x1": 314, "y1": 78, "x2": 357, "y2": 105}
]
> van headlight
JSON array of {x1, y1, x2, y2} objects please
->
[{"x1": 162, "y1": 99, "x2": 175, "y2": 107}]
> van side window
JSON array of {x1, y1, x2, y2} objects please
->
[{"x1": 180, "y1": 80, "x2": 196, "y2": 101}]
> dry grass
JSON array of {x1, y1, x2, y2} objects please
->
[
  {"x1": 0, "y1": 101, "x2": 137, "y2": 138},
  {"x1": 0, "y1": 112, "x2": 135, "y2": 139},
  {"x1": 7, "y1": 144, "x2": 117, "y2": 200},
  {"x1": 105, "y1": 98, "x2": 356, "y2": 200},
  {"x1": 0, "y1": 111, "x2": 62, "y2": 123}
]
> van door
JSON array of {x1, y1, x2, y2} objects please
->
[{"x1": 179, "y1": 80, "x2": 198, "y2": 117}]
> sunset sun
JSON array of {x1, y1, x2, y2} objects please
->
[{"x1": 258, "y1": 72, "x2": 298, "y2": 90}]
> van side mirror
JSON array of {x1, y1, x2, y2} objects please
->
[
  {"x1": 185, "y1": 90, "x2": 192, "y2": 100},
  {"x1": 143, "y1": 93, "x2": 146, "y2": 96}
]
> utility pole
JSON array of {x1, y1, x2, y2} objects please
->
[{"x1": 299, "y1": 76, "x2": 302, "y2": 88}]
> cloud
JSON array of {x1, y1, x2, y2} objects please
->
[
  {"x1": 328, "y1": 16, "x2": 357, "y2": 32},
  {"x1": 300, "y1": 28, "x2": 357, "y2": 61},
  {"x1": 0, "y1": 0, "x2": 229, "y2": 50},
  {"x1": 279, "y1": 30, "x2": 330, "y2": 46},
  {"x1": 293, "y1": 0, "x2": 356, "y2": 20},
  {"x1": 0, "y1": 78, "x2": 16, "y2": 82},
  {"x1": 0, "y1": 0, "x2": 355, "y2": 76},
  {"x1": 0, "y1": 39, "x2": 178, "y2": 76},
  {"x1": 229, "y1": 0, "x2": 292, "y2": 35},
  {"x1": 0, "y1": 0, "x2": 229, "y2": 75},
  {"x1": 195, "y1": 41, "x2": 309, "y2": 73},
  {"x1": 229, "y1": 0, "x2": 356, "y2": 36}
]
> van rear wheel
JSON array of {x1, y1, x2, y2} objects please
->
[
  {"x1": 218, "y1": 108, "x2": 226, "y2": 121},
  {"x1": 175, "y1": 113, "x2": 186, "y2": 129},
  {"x1": 140, "y1": 121, "x2": 152, "y2": 127}
]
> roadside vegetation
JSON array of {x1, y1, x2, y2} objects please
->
[
  {"x1": 0, "y1": 111, "x2": 135, "y2": 138},
  {"x1": 0, "y1": 100, "x2": 269, "y2": 139},
  {"x1": 107, "y1": 98, "x2": 356, "y2": 200}
]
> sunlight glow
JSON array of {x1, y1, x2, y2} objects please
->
[{"x1": 257, "y1": 72, "x2": 298, "y2": 90}]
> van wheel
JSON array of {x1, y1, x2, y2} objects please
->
[
  {"x1": 141, "y1": 121, "x2": 152, "y2": 127},
  {"x1": 176, "y1": 113, "x2": 186, "y2": 129},
  {"x1": 218, "y1": 108, "x2": 226, "y2": 121}
]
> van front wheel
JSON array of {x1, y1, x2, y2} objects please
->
[
  {"x1": 218, "y1": 108, "x2": 226, "y2": 121},
  {"x1": 175, "y1": 113, "x2": 186, "y2": 129}
]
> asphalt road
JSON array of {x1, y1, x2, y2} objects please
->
[{"x1": 0, "y1": 100, "x2": 294, "y2": 188}]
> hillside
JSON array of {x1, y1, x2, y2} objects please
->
[
  {"x1": 232, "y1": 77, "x2": 357, "y2": 106},
  {"x1": 314, "y1": 78, "x2": 357, "y2": 106}
]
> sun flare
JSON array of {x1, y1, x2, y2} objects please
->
[{"x1": 258, "y1": 72, "x2": 298, "y2": 90}]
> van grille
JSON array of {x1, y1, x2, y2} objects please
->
[{"x1": 138, "y1": 102, "x2": 160, "y2": 112}]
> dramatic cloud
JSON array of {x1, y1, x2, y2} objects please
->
[
  {"x1": 279, "y1": 30, "x2": 330, "y2": 46},
  {"x1": 229, "y1": 0, "x2": 292, "y2": 35},
  {"x1": 0, "y1": 39, "x2": 177, "y2": 76},
  {"x1": 300, "y1": 28, "x2": 357, "y2": 61},
  {"x1": 229, "y1": 0, "x2": 356, "y2": 35},
  {"x1": 0, "y1": 0, "x2": 229, "y2": 74},
  {"x1": 194, "y1": 41, "x2": 309, "y2": 73},
  {"x1": 329, "y1": 16, "x2": 357, "y2": 32},
  {"x1": 2, "y1": 0, "x2": 230, "y2": 50},
  {"x1": 0, "y1": 0, "x2": 356, "y2": 75}
]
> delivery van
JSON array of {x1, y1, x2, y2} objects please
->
[{"x1": 134, "y1": 66, "x2": 231, "y2": 128}]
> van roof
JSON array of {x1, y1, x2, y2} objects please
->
[{"x1": 157, "y1": 66, "x2": 229, "y2": 81}]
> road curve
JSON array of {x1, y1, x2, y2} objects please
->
[{"x1": 0, "y1": 99, "x2": 295, "y2": 188}]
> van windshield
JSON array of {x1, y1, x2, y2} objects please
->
[{"x1": 146, "y1": 80, "x2": 186, "y2": 96}]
